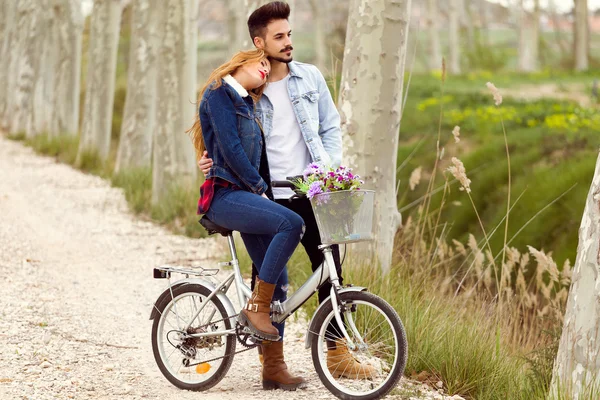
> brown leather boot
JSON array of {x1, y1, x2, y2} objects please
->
[
  {"x1": 327, "y1": 341, "x2": 378, "y2": 379},
  {"x1": 239, "y1": 277, "x2": 280, "y2": 341},
  {"x1": 262, "y1": 341, "x2": 307, "y2": 390}
]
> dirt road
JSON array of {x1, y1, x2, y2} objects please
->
[{"x1": 0, "y1": 136, "x2": 454, "y2": 400}]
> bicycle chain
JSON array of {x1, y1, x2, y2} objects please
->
[{"x1": 179, "y1": 313, "x2": 260, "y2": 367}]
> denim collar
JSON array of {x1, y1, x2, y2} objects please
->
[
  {"x1": 223, "y1": 74, "x2": 249, "y2": 97},
  {"x1": 288, "y1": 62, "x2": 302, "y2": 79}
]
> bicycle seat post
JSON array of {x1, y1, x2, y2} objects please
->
[{"x1": 225, "y1": 233, "x2": 253, "y2": 308}]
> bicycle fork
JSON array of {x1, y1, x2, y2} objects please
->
[{"x1": 320, "y1": 246, "x2": 366, "y2": 351}]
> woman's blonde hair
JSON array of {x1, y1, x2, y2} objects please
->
[{"x1": 187, "y1": 49, "x2": 267, "y2": 160}]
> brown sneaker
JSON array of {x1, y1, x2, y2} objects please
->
[
  {"x1": 239, "y1": 277, "x2": 280, "y2": 341},
  {"x1": 262, "y1": 341, "x2": 307, "y2": 391},
  {"x1": 327, "y1": 341, "x2": 378, "y2": 379}
]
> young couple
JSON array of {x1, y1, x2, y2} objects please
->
[{"x1": 189, "y1": 1, "x2": 375, "y2": 391}]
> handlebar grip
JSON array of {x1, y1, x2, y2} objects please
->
[{"x1": 271, "y1": 180, "x2": 296, "y2": 188}]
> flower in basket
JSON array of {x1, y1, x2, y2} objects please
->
[
  {"x1": 294, "y1": 163, "x2": 364, "y2": 199},
  {"x1": 293, "y1": 164, "x2": 370, "y2": 243}
]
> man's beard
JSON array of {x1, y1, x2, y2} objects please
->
[
  {"x1": 270, "y1": 55, "x2": 293, "y2": 64},
  {"x1": 269, "y1": 46, "x2": 293, "y2": 64}
]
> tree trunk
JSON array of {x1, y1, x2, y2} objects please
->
[
  {"x1": 448, "y1": 0, "x2": 461, "y2": 74},
  {"x1": 151, "y1": 0, "x2": 198, "y2": 205},
  {"x1": 461, "y1": 0, "x2": 476, "y2": 55},
  {"x1": 338, "y1": 0, "x2": 411, "y2": 273},
  {"x1": 551, "y1": 150, "x2": 600, "y2": 398},
  {"x1": 0, "y1": 1, "x2": 18, "y2": 131},
  {"x1": 115, "y1": 0, "x2": 159, "y2": 172},
  {"x1": 308, "y1": 0, "x2": 327, "y2": 73},
  {"x1": 230, "y1": 0, "x2": 270, "y2": 52},
  {"x1": 34, "y1": 5, "x2": 56, "y2": 136},
  {"x1": 549, "y1": 0, "x2": 568, "y2": 58},
  {"x1": 426, "y1": 0, "x2": 441, "y2": 71},
  {"x1": 573, "y1": 0, "x2": 589, "y2": 71},
  {"x1": 518, "y1": 0, "x2": 540, "y2": 72},
  {"x1": 51, "y1": 0, "x2": 84, "y2": 137},
  {"x1": 78, "y1": 0, "x2": 122, "y2": 162},
  {"x1": 10, "y1": 1, "x2": 46, "y2": 137},
  {"x1": 478, "y1": 0, "x2": 489, "y2": 46}
]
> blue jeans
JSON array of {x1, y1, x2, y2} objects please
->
[{"x1": 206, "y1": 188, "x2": 304, "y2": 337}]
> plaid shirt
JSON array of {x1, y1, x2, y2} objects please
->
[{"x1": 197, "y1": 178, "x2": 238, "y2": 215}]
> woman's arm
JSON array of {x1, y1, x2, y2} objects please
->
[{"x1": 202, "y1": 89, "x2": 267, "y2": 195}]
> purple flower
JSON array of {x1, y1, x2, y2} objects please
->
[
  {"x1": 307, "y1": 181, "x2": 324, "y2": 199},
  {"x1": 303, "y1": 162, "x2": 323, "y2": 179}
]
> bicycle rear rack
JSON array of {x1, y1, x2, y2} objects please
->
[{"x1": 153, "y1": 265, "x2": 220, "y2": 279}]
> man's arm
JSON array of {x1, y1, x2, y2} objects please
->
[
  {"x1": 315, "y1": 67, "x2": 343, "y2": 167},
  {"x1": 198, "y1": 151, "x2": 212, "y2": 176}
]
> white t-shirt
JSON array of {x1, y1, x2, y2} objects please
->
[{"x1": 263, "y1": 74, "x2": 312, "y2": 199}]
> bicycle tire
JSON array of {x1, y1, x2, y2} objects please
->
[
  {"x1": 151, "y1": 284, "x2": 236, "y2": 391},
  {"x1": 310, "y1": 291, "x2": 407, "y2": 400}
]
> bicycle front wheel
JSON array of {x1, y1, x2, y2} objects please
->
[
  {"x1": 310, "y1": 291, "x2": 407, "y2": 400},
  {"x1": 151, "y1": 284, "x2": 236, "y2": 391}
]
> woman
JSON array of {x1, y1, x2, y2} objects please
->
[{"x1": 188, "y1": 50, "x2": 304, "y2": 344}]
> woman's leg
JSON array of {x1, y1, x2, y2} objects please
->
[
  {"x1": 241, "y1": 233, "x2": 288, "y2": 338},
  {"x1": 207, "y1": 188, "x2": 304, "y2": 284}
]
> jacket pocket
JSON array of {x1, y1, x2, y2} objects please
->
[{"x1": 302, "y1": 90, "x2": 320, "y2": 103}]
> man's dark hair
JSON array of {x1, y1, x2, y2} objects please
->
[{"x1": 247, "y1": 1, "x2": 290, "y2": 42}]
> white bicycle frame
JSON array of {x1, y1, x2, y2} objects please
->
[{"x1": 157, "y1": 234, "x2": 364, "y2": 350}]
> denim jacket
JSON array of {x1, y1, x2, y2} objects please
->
[
  {"x1": 199, "y1": 81, "x2": 268, "y2": 195},
  {"x1": 256, "y1": 61, "x2": 342, "y2": 168}
]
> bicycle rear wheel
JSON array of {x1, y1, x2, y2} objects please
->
[
  {"x1": 151, "y1": 284, "x2": 235, "y2": 391},
  {"x1": 310, "y1": 291, "x2": 407, "y2": 400}
]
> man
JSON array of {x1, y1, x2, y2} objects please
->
[{"x1": 198, "y1": 1, "x2": 375, "y2": 390}]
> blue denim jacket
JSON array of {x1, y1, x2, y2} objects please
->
[
  {"x1": 199, "y1": 81, "x2": 268, "y2": 195},
  {"x1": 256, "y1": 61, "x2": 342, "y2": 168}
]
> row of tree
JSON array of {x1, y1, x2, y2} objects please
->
[
  {"x1": 0, "y1": 0, "x2": 197, "y2": 204},
  {"x1": 426, "y1": 0, "x2": 593, "y2": 73}
]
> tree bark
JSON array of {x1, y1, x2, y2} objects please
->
[
  {"x1": 518, "y1": 0, "x2": 540, "y2": 72},
  {"x1": 308, "y1": 0, "x2": 327, "y2": 73},
  {"x1": 34, "y1": 4, "x2": 56, "y2": 136},
  {"x1": 426, "y1": 0, "x2": 441, "y2": 71},
  {"x1": 448, "y1": 0, "x2": 461, "y2": 74},
  {"x1": 573, "y1": 0, "x2": 589, "y2": 71},
  {"x1": 51, "y1": 0, "x2": 84, "y2": 137},
  {"x1": 478, "y1": 0, "x2": 489, "y2": 46},
  {"x1": 551, "y1": 150, "x2": 600, "y2": 398},
  {"x1": 78, "y1": 0, "x2": 122, "y2": 162},
  {"x1": 151, "y1": 0, "x2": 198, "y2": 204},
  {"x1": 115, "y1": 0, "x2": 159, "y2": 172},
  {"x1": 460, "y1": 0, "x2": 475, "y2": 55},
  {"x1": 10, "y1": 1, "x2": 46, "y2": 137},
  {"x1": 338, "y1": 0, "x2": 411, "y2": 273},
  {"x1": 0, "y1": 1, "x2": 18, "y2": 131}
]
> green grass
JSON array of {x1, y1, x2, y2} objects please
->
[{"x1": 397, "y1": 74, "x2": 599, "y2": 267}]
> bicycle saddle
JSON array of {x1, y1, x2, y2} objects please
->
[{"x1": 199, "y1": 215, "x2": 233, "y2": 237}]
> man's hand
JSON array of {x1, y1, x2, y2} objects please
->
[{"x1": 198, "y1": 151, "x2": 213, "y2": 177}]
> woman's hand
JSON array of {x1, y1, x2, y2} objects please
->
[{"x1": 197, "y1": 151, "x2": 213, "y2": 177}]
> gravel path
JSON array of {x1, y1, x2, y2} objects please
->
[{"x1": 0, "y1": 136, "x2": 462, "y2": 400}]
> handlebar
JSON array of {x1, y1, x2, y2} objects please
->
[
  {"x1": 271, "y1": 175, "x2": 303, "y2": 188},
  {"x1": 271, "y1": 176, "x2": 306, "y2": 201}
]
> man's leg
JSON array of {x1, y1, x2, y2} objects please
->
[
  {"x1": 275, "y1": 198, "x2": 375, "y2": 379},
  {"x1": 275, "y1": 198, "x2": 342, "y2": 337}
]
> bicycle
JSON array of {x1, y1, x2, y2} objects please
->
[{"x1": 149, "y1": 179, "x2": 408, "y2": 400}]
